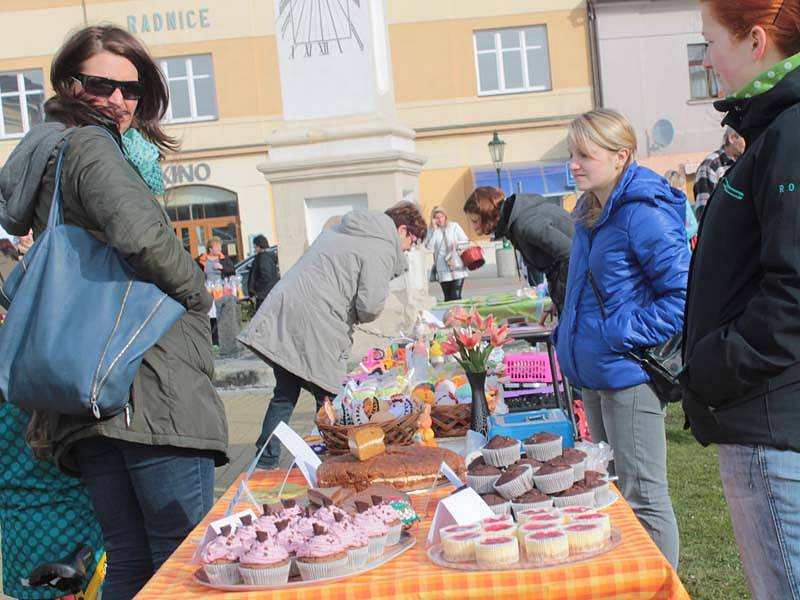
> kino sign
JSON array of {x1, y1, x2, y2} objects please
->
[{"x1": 162, "y1": 162, "x2": 211, "y2": 186}]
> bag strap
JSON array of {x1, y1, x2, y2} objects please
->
[{"x1": 45, "y1": 136, "x2": 72, "y2": 231}]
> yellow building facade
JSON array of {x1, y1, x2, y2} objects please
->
[{"x1": 0, "y1": 0, "x2": 592, "y2": 260}]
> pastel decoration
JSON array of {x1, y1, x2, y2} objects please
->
[
  {"x1": 412, "y1": 383, "x2": 436, "y2": 406},
  {"x1": 434, "y1": 380, "x2": 458, "y2": 406},
  {"x1": 455, "y1": 383, "x2": 472, "y2": 404}
]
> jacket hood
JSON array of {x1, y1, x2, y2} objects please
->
[
  {"x1": 594, "y1": 163, "x2": 686, "y2": 230},
  {"x1": 494, "y1": 193, "x2": 548, "y2": 239},
  {"x1": 335, "y1": 209, "x2": 408, "y2": 277},
  {"x1": 715, "y1": 66, "x2": 800, "y2": 144},
  {"x1": 0, "y1": 122, "x2": 71, "y2": 235}
]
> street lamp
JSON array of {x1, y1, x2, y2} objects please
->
[{"x1": 488, "y1": 130, "x2": 506, "y2": 189}]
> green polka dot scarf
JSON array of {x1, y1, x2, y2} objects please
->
[
  {"x1": 122, "y1": 128, "x2": 166, "y2": 195},
  {"x1": 734, "y1": 51, "x2": 800, "y2": 99}
]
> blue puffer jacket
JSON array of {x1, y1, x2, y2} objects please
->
[{"x1": 554, "y1": 163, "x2": 690, "y2": 391}]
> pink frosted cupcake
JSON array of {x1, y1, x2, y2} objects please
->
[
  {"x1": 366, "y1": 496, "x2": 403, "y2": 545},
  {"x1": 277, "y1": 498, "x2": 304, "y2": 521},
  {"x1": 238, "y1": 532, "x2": 291, "y2": 585},
  {"x1": 353, "y1": 501, "x2": 389, "y2": 559},
  {"x1": 328, "y1": 512, "x2": 370, "y2": 570},
  {"x1": 295, "y1": 524, "x2": 349, "y2": 580},
  {"x1": 201, "y1": 530, "x2": 246, "y2": 584},
  {"x1": 314, "y1": 504, "x2": 350, "y2": 525}
]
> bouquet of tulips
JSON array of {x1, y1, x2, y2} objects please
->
[{"x1": 442, "y1": 306, "x2": 509, "y2": 373}]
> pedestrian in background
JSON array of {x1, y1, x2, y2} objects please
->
[
  {"x1": 682, "y1": 2, "x2": 800, "y2": 598},
  {"x1": 0, "y1": 25, "x2": 228, "y2": 599},
  {"x1": 425, "y1": 206, "x2": 469, "y2": 301},
  {"x1": 664, "y1": 169, "x2": 699, "y2": 249},
  {"x1": 197, "y1": 235, "x2": 235, "y2": 345},
  {"x1": 239, "y1": 202, "x2": 426, "y2": 470},
  {"x1": 463, "y1": 189, "x2": 573, "y2": 314},
  {"x1": 554, "y1": 108, "x2": 688, "y2": 568},
  {"x1": 693, "y1": 126, "x2": 745, "y2": 219},
  {"x1": 247, "y1": 234, "x2": 280, "y2": 311}
]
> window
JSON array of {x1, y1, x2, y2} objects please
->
[
  {"x1": 0, "y1": 69, "x2": 45, "y2": 138},
  {"x1": 159, "y1": 55, "x2": 218, "y2": 123},
  {"x1": 474, "y1": 26, "x2": 552, "y2": 95},
  {"x1": 688, "y1": 43, "x2": 720, "y2": 100}
]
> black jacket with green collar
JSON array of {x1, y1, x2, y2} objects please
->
[{"x1": 681, "y1": 66, "x2": 800, "y2": 450}]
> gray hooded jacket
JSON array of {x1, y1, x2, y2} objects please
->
[{"x1": 238, "y1": 210, "x2": 408, "y2": 393}]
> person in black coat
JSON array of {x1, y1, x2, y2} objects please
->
[
  {"x1": 464, "y1": 188, "x2": 574, "y2": 314},
  {"x1": 247, "y1": 234, "x2": 280, "y2": 310}
]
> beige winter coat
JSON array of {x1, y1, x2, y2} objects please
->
[{"x1": 238, "y1": 210, "x2": 408, "y2": 393}]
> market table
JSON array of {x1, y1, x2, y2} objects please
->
[{"x1": 136, "y1": 469, "x2": 690, "y2": 599}]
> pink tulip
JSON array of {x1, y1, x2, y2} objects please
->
[
  {"x1": 445, "y1": 306, "x2": 470, "y2": 327},
  {"x1": 456, "y1": 329, "x2": 482, "y2": 350},
  {"x1": 482, "y1": 315, "x2": 495, "y2": 336},
  {"x1": 441, "y1": 337, "x2": 460, "y2": 355},
  {"x1": 469, "y1": 306, "x2": 484, "y2": 330},
  {"x1": 490, "y1": 323, "x2": 510, "y2": 347}
]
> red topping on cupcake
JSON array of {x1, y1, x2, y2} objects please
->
[
  {"x1": 566, "y1": 524, "x2": 596, "y2": 532},
  {"x1": 574, "y1": 514, "x2": 604, "y2": 522},
  {"x1": 481, "y1": 536, "x2": 513, "y2": 545},
  {"x1": 529, "y1": 514, "x2": 559, "y2": 522},
  {"x1": 444, "y1": 525, "x2": 477, "y2": 533},
  {"x1": 484, "y1": 524, "x2": 514, "y2": 533},
  {"x1": 452, "y1": 532, "x2": 481, "y2": 541},
  {"x1": 482, "y1": 517, "x2": 508, "y2": 525},
  {"x1": 521, "y1": 522, "x2": 555, "y2": 532},
  {"x1": 531, "y1": 530, "x2": 564, "y2": 539}
]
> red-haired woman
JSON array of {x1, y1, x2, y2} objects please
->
[{"x1": 682, "y1": 2, "x2": 800, "y2": 597}]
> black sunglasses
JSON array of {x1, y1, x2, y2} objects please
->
[{"x1": 71, "y1": 74, "x2": 143, "y2": 101}]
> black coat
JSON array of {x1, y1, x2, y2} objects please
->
[
  {"x1": 494, "y1": 193, "x2": 574, "y2": 312},
  {"x1": 247, "y1": 248, "x2": 280, "y2": 300},
  {"x1": 681, "y1": 66, "x2": 800, "y2": 451}
]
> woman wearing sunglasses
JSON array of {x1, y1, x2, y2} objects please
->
[{"x1": 0, "y1": 25, "x2": 228, "y2": 599}]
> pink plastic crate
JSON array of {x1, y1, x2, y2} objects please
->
[{"x1": 503, "y1": 352, "x2": 562, "y2": 383}]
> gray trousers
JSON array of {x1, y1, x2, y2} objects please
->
[{"x1": 583, "y1": 384, "x2": 680, "y2": 568}]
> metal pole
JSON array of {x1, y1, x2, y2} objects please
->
[{"x1": 496, "y1": 167, "x2": 502, "y2": 189}]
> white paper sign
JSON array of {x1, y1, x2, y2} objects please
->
[
  {"x1": 439, "y1": 461, "x2": 464, "y2": 488},
  {"x1": 465, "y1": 430, "x2": 487, "y2": 457},
  {"x1": 272, "y1": 421, "x2": 322, "y2": 487},
  {"x1": 426, "y1": 487, "x2": 494, "y2": 546},
  {"x1": 191, "y1": 509, "x2": 258, "y2": 563}
]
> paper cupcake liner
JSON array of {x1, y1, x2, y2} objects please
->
[
  {"x1": 481, "y1": 444, "x2": 521, "y2": 467},
  {"x1": 511, "y1": 498, "x2": 554, "y2": 519},
  {"x1": 238, "y1": 561, "x2": 291, "y2": 586},
  {"x1": 203, "y1": 562, "x2": 242, "y2": 585},
  {"x1": 467, "y1": 473, "x2": 501, "y2": 494},
  {"x1": 533, "y1": 467, "x2": 574, "y2": 494},
  {"x1": 297, "y1": 555, "x2": 349, "y2": 581},
  {"x1": 524, "y1": 533, "x2": 570, "y2": 562},
  {"x1": 569, "y1": 459, "x2": 587, "y2": 481},
  {"x1": 367, "y1": 533, "x2": 388, "y2": 560},
  {"x1": 592, "y1": 482, "x2": 611, "y2": 504},
  {"x1": 524, "y1": 438, "x2": 562, "y2": 462},
  {"x1": 493, "y1": 470, "x2": 534, "y2": 500},
  {"x1": 488, "y1": 501, "x2": 512, "y2": 516},
  {"x1": 346, "y1": 544, "x2": 370, "y2": 570},
  {"x1": 475, "y1": 539, "x2": 519, "y2": 567},
  {"x1": 386, "y1": 522, "x2": 403, "y2": 546},
  {"x1": 442, "y1": 535, "x2": 479, "y2": 562},
  {"x1": 553, "y1": 490, "x2": 596, "y2": 508}
]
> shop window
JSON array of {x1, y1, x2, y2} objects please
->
[
  {"x1": 0, "y1": 69, "x2": 45, "y2": 138},
  {"x1": 159, "y1": 54, "x2": 218, "y2": 123},
  {"x1": 688, "y1": 43, "x2": 720, "y2": 100},
  {"x1": 474, "y1": 26, "x2": 552, "y2": 96}
]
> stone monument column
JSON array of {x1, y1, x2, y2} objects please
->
[{"x1": 259, "y1": 0, "x2": 434, "y2": 350}]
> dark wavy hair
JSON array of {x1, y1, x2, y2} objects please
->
[
  {"x1": 384, "y1": 202, "x2": 427, "y2": 241},
  {"x1": 45, "y1": 25, "x2": 177, "y2": 152}
]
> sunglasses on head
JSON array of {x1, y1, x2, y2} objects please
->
[{"x1": 71, "y1": 74, "x2": 143, "y2": 101}]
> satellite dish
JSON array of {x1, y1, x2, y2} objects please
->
[{"x1": 650, "y1": 119, "x2": 675, "y2": 151}]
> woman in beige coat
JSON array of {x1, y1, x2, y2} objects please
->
[{"x1": 238, "y1": 202, "x2": 427, "y2": 469}]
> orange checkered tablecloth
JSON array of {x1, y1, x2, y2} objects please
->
[{"x1": 136, "y1": 470, "x2": 690, "y2": 599}]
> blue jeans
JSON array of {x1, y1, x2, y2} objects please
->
[
  {"x1": 256, "y1": 363, "x2": 331, "y2": 468},
  {"x1": 583, "y1": 384, "x2": 680, "y2": 568},
  {"x1": 719, "y1": 444, "x2": 800, "y2": 600},
  {"x1": 74, "y1": 438, "x2": 215, "y2": 600}
]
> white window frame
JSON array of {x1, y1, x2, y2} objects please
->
[
  {"x1": 687, "y1": 43, "x2": 720, "y2": 101},
  {"x1": 0, "y1": 70, "x2": 45, "y2": 139},
  {"x1": 159, "y1": 55, "x2": 218, "y2": 124},
  {"x1": 473, "y1": 26, "x2": 552, "y2": 97}
]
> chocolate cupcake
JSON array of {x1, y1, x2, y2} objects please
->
[
  {"x1": 493, "y1": 464, "x2": 534, "y2": 500},
  {"x1": 560, "y1": 448, "x2": 588, "y2": 481},
  {"x1": 553, "y1": 484, "x2": 596, "y2": 508},
  {"x1": 524, "y1": 431, "x2": 562, "y2": 462},
  {"x1": 532, "y1": 463, "x2": 574, "y2": 495},
  {"x1": 467, "y1": 463, "x2": 502, "y2": 494},
  {"x1": 480, "y1": 492, "x2": 512, "y2": 516},
  {"x1": 481, "y1": 435, "x2": 521, "y2": 467},
  {"x1": 548, "y1": 456, "x2": 584, "y2": 483},
  {"x1": 511, "y1": 488, "x2": 553, "y2": 517},
  {"x1": 515, "y1": 457, "x2": 545, "y2": 473}
]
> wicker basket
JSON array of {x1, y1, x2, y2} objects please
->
[
  {"x1": 430, "y1": 404, "x2": 471, "y2": 438},
  {"x1": 316, "y1": 411, "x2": 421, "y2": 454}
]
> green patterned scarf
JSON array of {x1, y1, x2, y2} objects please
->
[
  {"x1": 122, "y1": 128, "x2": 165, "y2": 195},
  {"x1": 734, "y1": 50, "x2": 800, "y2": 99}
]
